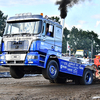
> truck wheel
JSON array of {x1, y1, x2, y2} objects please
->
[
  {"x1": 42, "y1": 60, "x2": 59, "y2": 80},
  {"x1": 10, "y1": 67, "x2": 24, "y2": 79},
  {"x1": 54, "y1": 77, "x2": 66, "y2": 83},
  {"x1": 80, "y1": 69, "x2": 93, "y2": 85}
]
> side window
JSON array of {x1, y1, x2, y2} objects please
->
[{"x1": 46, "y1": 23, "x2": 54, "y2": 37}]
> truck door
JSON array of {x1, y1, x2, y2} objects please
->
[
  {"x1": 54, "y1": 26, "x2": 62, "y2": 53},
  {"x1": 41, "y1": 22, "x2": 54, "y2": 52}
]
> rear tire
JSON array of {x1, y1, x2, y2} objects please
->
[
  {"x1": 42, "y1": 60, "x2": 59, "y2": 80},
  {"x1": 80, "y1": 69, "x2": 93, "y2": 85},
  {"x1": 10, "y1": 67, "x2": 24, "y2": 79}
]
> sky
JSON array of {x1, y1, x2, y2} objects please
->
[{"x1": 0, "y1": 0, "x2": 100, "y2": 38}]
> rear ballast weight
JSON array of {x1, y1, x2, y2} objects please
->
[{"x1": 0, "y1": 13, "x2": 95, "y2": 85}]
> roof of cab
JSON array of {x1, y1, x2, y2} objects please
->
[
  {"x1": 7, "y1": 15, "x2": 43, "y2": 21},
  {"x1": 7, "y1": 14, "x2": 62, "y2": 28}
]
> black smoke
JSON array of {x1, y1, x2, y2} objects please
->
[{"x1": 56, "y1": 0, "x2": 90, "y2": 19}]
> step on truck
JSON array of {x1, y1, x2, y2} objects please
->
[{"x1": 0, "y1": 13, "x2": 96, "y2": 85}]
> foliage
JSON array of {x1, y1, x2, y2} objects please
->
[
  {"x1": 62, "y1": 27, "x2": 70, "y2": 53},
  {"x1": 65, "y1": 26, "x2": 100, "y2": 57},
  {"x1": 62, "y1": 37, "x2": 67, "y2": 53},
  {"x1": 49, "y1": 16, "x2": 60, "y2": 24},
  {"x1": 0, "y1": 10, "x2": 7, "y2": 37}
]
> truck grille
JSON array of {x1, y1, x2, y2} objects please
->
[
  {"x1": 6, "y1": 40, "x2": 29, "y2": 51},
  {"x1": 7, "y1": 61, "x2": 24, "y2": 64}
]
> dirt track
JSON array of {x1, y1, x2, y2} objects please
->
[{"x1": 0, "y1": 67, "x2": 100, "y2": 100}]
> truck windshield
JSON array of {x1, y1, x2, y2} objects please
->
[{"x1": 4, "y1": 20, "x2": 42, "y2": 35}]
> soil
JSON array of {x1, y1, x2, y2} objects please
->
[
  {"x1": 0, "y1": 66, "x2": 100, "y2": 100},
  {"x1": 0, "y1": 66, "x2": 10, "y2": 72}
]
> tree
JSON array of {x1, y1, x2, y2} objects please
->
[
  {"x1": 62, "y1": 37, "x2": 67, "y2": 53},
  {"x1": 49, "y1": 16, "x2": 60, "y2": 24},
  {"x1": 87, "y1": 31, "x2": 100, "y2": 57},
  {"x1": 68, "y1": 26, "x2": 100, "y2": 57},
  {"x1": 62, "y1": 27, "x2": 70, "y2": 53},
  {"x1": 68, "y1": 27, "x2": 79, "y2": 53},
  {"x1": 0, "y1": 10, "x2": 7, "y2": 37}
]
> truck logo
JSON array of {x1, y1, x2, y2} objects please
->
[
  {"x1": 15, "y1": 45, "x2": 19, "y2": 49},
  {"x1": 11, "y1": 55, "x2": 20, "y2": 59},
  {"x1": 13, "y1": 41, "x2": 22, "y2": 45},
  {"x1": 13, "y1": 41, "x2": 22, "y2": 49}
]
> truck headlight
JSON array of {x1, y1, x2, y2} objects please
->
[
  {"x1": 0, "y1": 55, "x2": 4, "y2": 59},
  {"x1": 27, "y1": 55, "x2": 38, "y2": 60}
]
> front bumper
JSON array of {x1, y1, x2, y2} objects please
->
[{"x1": 0, "y1": 52, "x2": 45, "y2": 68}]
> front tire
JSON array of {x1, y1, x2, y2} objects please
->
[
  {"x1": 10, "y1": 67, "x2": 24, "y2": 79},
  {"x1": 42, "y1": 60, "x2": 59, "y2": 80},
  {"x1": 80, "y1": 69, "x2": 93, "y2": 85}
]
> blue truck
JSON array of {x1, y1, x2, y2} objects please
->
[{"x1": 0, "y1": 13, "x2": 95, "y2": 85}]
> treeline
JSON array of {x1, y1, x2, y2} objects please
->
[
  {"x1": 62, "y1": 27, "x2": 100, "y2": 57},
  {"x1": 0, "y1": 10, "x2": 7, "y2": 37}
]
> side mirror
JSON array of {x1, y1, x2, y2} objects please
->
[
  {"x1": 42, "y1": 26, "x2": 45, "y2": 36},
  {"x1": 42, "y1": 22, "x2": 46, "y2": 36}
]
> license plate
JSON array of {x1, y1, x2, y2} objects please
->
[{"x1": 11, "y1": 55, "x2": 20, "y2": 60}]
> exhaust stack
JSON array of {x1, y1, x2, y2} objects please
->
[{"x1": 61, "y1": 18, "x2": 65, "y2": 37}]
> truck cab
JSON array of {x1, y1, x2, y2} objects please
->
[{"x1": 0, "y1": 13, "x2": 62, "y2": 78}]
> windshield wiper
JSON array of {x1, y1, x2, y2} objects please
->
[
  {"x1": 20, "y1": 33, "x2": 32, "y2": 36},
  {"x1": 3, "y1": 34, "x2": 11, "y2": 36},
  {"x1": 3, "y1": 33, "x2": 32, "y2": 37}
]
